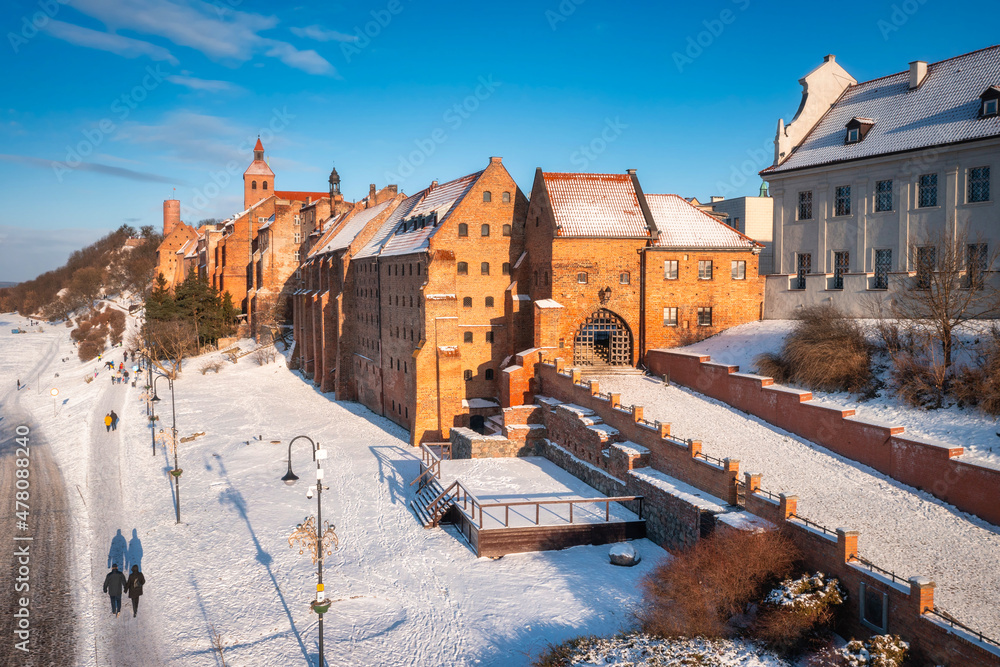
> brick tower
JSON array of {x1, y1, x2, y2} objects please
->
[
  {"x1": 163, "y1": 198, "x2": 180, "y2": 236},
  {"x1": 243, "y1": 137, "x2": 275, "y2": 210}
]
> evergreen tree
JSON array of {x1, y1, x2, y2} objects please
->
[{"x1": 146, "y1": 274, "x2": 177, "y2": 321}]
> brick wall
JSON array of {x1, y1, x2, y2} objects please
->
[{"x1": 646, "y1": 350, "x2": 1000, "y2": 526}]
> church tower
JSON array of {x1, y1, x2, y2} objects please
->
[{"x1": 243, "y1": 137, "x2": 275, "y2": 210}]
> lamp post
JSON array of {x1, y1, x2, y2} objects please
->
[
  {"x1": 282, "y1": 435, "x2": 337, "y2": 667},
  {"x1": 152, "y1": 373, "x2": 181, "y2": 523}
]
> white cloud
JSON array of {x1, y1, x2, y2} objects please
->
[
  {"x1": 61, "y1": 0, "x2": 337, "y2": 76},
  {"x1": 290, "y1": 25, "x2": 358, "y2": 43},
  {"x1": 166, "y1": 74, "x2": 243, "y2": 92},
  {"x1": 43, "y1": 19, "x2": 179, "y2": 65}
]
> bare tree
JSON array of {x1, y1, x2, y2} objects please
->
[
  {"x1": 889, "y1": 229, "x2": 1000, "y2": 368},
  {"x1": 145, "y1": 320, "x2": 198, "y2": 379}
]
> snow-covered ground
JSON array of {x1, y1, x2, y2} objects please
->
[
  {"x1": 440, "y1": 457, "x2": 639, "y2": 529},
  {"x1": 0, "y1": 310, "x2": 668, "y2": 666},
  {"x1": 596, "y1": 372, "x2": 1000, "y2": 638},
  {"x1": 676, "y1": 320, "x2": 1000, "y2": 467}
]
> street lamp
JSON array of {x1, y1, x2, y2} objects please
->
[
  {"x1": 153, "y1": 373, "x2": 182, "y2": 523},
  {"x1": 283, "y1": 435, "x2": 338, "y2": 667}
]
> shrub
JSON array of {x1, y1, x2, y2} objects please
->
[
  {"x1": 952, "y1": 329, "x2": 1000, "y2": 416},
  {"x1": 252, "y1": 347, "x2": 277, "y2": 366},
  {"x1": 753, "y1": 306, "x2": 872, "y2": 393},
  {"x1": 78, "y1": 338, "x2": 104, "y2": 361},
  {"x1": 200, "y1": 360, "x2": 225, "y2": 375},
  {"x1": 889, "y1": 351, "x2": 949, "y2": 409},
  {"x1": 71, "y1": 320, "x2": 93, "y2": 342},
  {"x1": 751, "y1": 573, "x2": 844, "y2": 655},
  {"x1": 636, "y1": 529, "x2": 799, "y2": 638},
  {"x1": 839, "y1": 635, "x2": 908, "y2": 667}
]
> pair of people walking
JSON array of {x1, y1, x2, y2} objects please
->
[
  {"x1": 104, "y1": 410, "x2": 119, "y2": 432},
  {"x1": 102, "y1": 564, "x2": 145, "y2": 617}
]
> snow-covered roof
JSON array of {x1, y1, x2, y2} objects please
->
[
  {"x1": 313, "y1": 200, "x2": 393, "y2": 256},
  {"x1": 258, "y1": 213, "x2": 276, "y2": 231},
  {"x1": 354, "y1": 193, "x2": 423, "y2": 259},
  {"x1": 646, "y1": 194, "x2": 757, "y2": 250},
  {"x1": 543, "y1": 172, "x2": 651, "y2": 238},
  {"x1": 765, "y1": 45, "x2": 1000, "y2": 175}
]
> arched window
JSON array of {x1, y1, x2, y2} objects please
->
[
  {"x1": 251, "y1": 180, "x2": 257, "y2": 190},
  {"x1": 481, "y1": 262, "x2": 490, "y2": 275},
  {"x1": 458, "y1": 223, "x2": 468, "y2": 237},
  {"x1": 502, "y1": 192, "x2": 510, "y2": 203},
  {"x1": 502, "y1": 262, "x2": 511, "y2": 275},
  {"x1": 464, "y1": 369, "x2": 473, "y2": 381},
  {"x1": 577, "y1": 272, "x2": 588, "y2": 284},
  {"x1": 263, "y1": 181, "x2": 268, "y2": 190},
  {"x1": 483, "y1": 191, "x2": 492, "y2": 203},
  {"x1": 485, "y1": 296, "x2": 494, "y2": 308},
  {"x1": 457, "y1": 262, "x2": 468, "y2": 275},
  {"x1": 502, "y1": 224, "x2": 511, "y2": 237},
  {"x1": 463, "y1": 297, "x2": 472, "y2": 308},
  {"x1": 481, "y1": 224, "x2": 490, "y2": 237},
  {"x1": 485, "y1": 368, "x2": 494, "y2": 380},
  {"x1": 464, "y1": 331, "x2": 473, "y2": 343}
]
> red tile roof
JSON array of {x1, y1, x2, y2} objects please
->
[
  {"x1": 274, "y1": 190, "x2": 328, "y2": 203},
  {"x1": 254, "y1": 137, "x2": 264, "y2": 151},
  {"x1": 542, "y1": 172, "x2": 650, "y2": 238}
]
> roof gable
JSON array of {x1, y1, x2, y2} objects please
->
[
  {"x1": 377, "y1": 171, "x2": 482, "y2": 257},
  {"x1": 542, "y1": 172, "x2": 650, "y2": 238},
  {"x1": 312, "y1": 199, "x2": 395, "y2": 257}
]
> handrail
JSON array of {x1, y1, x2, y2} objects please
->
[
  {"x1": 753, "y1": 486, "x2": 782, "y2": 503},
  {"x1": 788, "y1": 513, "x2": 836, "y2": 537},
  {"x1": 456, "y1": 495, "x2": 645, "y2": 528},
  {"x1": 694, "y1": 451, "x2": 726, "y2": 467},
  {"x1": 849, "y1": 553, "x2": 910, "y2": 587},
  {"x1": 926, "y1": 608, "x2": 1000, "y2": 649}
]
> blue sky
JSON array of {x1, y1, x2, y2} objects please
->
[{"x1": 1, "y1": 0, "x2": 998, "y2": 281}]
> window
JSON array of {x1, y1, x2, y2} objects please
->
[
  {"x1": 798, "y1": 191, "x2": 813, "y2": 220},
  {"x1": 734, "y1": 217, "x2": 741, "y2": 231},
  {"x1": 263, "y1": 180, "x2": 268, "y2": 190},
  {"x1": 731, "y1": 260, "x2": 746, "y2": 280},
  {"x1": 481, "y1": 224, "x2": 490, "y2": 237},
  {"x1": 502, "y1": 262, "x2": 511, "y2": 275},
  {"x1": 535, "y1": 216, "x2": 539, "y2": 227},
  {"x1": 918, "y1": 174, "x2": 938, "y2": 208},
  {"x1": 294, "y1": 232, "x2": 301, "y2": 244},
  {"x1": 464, "y1": 331, "x2": 473, "y2": 343},
  {"x1": 664, "y1": 260, "x2": 678, "y2": 280},
  {"x1": 847, "y1": 127, "x2": 860, "y2": 143},
  {"x1": 663, "y1": 307, "x2": 678, "y2": 326},
  {"x1": 796, "y1": 253, "x2": 811, "y2": 290},
  {"x1": 502, "y1": 224, "x2": 511, "y2": 237},
  {"x1": 294, "y1": 215, "x2": 301, "y2": 225},
  {"x1": 463, "y1": 297, "x2": 472, "y2": 307},
  {"x1": 966, "y1": 243, "x2": 988, "y2": 289},
  {"x1": 502, "y1": 191, "x2": 511, "y2": 203},
  {"x1": 697, "y1": 307, "x2": 712, "y2": 326},
  {"x1": 481, "y1": 262, "x2": 490, "y2": 275},
  {"x1": 833, "y1": 251, "x2": 849, "y2": 289},
  {"x1": 915, "y1": 245, "x2": 936, "y2": 289},
  {"x1": 984, "y1": 98, "x2": 999, "y2": 117},
  {"x1": 458, "y1": 223, "x2": 468, "y2": 237},
  {"x1": 485, "y1": 330, "x2": 494, "y2": 343},
  {"x1": 483, "y1": 191, "x2": 492, "y2": 203},
  {"x1": 835, "y1": 186, "x2": 851, "y2": 216},
  {"x1": 457, "y1": 262, "x2": 468, "y2": 275},
  {"x1": 698, "y1": 260, "x2": 713, "y2": 280},
  {"x1": 577, "y1": 272, "x2": 588, "y2": 284},
  {"x1": 294, "y1": 250, "x2": 300, "y2": 262},
  {"x1": 969, "y1": 166, "x2": 991, "y2": 203},
  {"x1": 875, "y1": 180, "x2": 893, "y2": 212},
  {"x1": 619, "y1": 272, "x2": 630, "y2": 285},
  {"x1": 464, "y1": 370, "x2": 473, "y2": 381},
  {"x1": 485, "y1": 296, "x2": 494, "y2": 308},
  {"x1": 859, "y1": 583, "x2": 888, "y2": 633},
  {"x1": 485, "y1": 368, "x2": 494, "y2": 380},
  {"x1": 252, "y1": 180, "x2": 257, "y2": 190},
  {"x1": 874, "y1": 249, "x2": 892, "y2": 289}
]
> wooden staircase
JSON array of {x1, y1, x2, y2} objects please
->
[
  {"x1": 577, "y1": 363, "x2": 647, "y2": 378},
  {"x1": 410, "y1": 477, "x2": 454, "y2": 528}
]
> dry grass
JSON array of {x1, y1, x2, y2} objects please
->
[
  {"x1": 252, "y1": 347, "x2": 277, "y2": 366},
  {"x1": 635, "y1": 529, "x2": 799, "y2": 639},
  {"x1": 199, "y1": 360, "x2": 225, "y2": 375},
  {"x1": 754, "y1": 305, "x2": 872, "y2": 394}
]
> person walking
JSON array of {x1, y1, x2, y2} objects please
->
[
  {"x1": 110, "y1": 410, "x2": 119, "y2": 431},
  {"x1": 104, "y1": 414, "x2": 112, "y2": 432},
  {"x1": 124, "y1": 565, "x2": 145, "y2": 617},
  {"x1": 16, "y1": 379, "x2": 20, "y2": 391},
  {"x1": 103, "y1": 564, "x2": 127, "y2": 617}
]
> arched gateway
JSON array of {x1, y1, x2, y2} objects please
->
[{"x1": 573, "y1": 309, "x2": 633, "y2": 367}]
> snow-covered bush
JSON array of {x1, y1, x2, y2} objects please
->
[
  {"x1": 838, "y1": 635, "x2": 908, "y2": 667},
  {"x1": 751, "y1": 573, "x2": 844, "y2": 655},
  {"x1": 532, "y1": 632, "x2": 791, "y2": 667}
]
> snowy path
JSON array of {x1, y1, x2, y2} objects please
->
[{"x1": 596, "y1": 374, "x2": 1000, "y2": 637}]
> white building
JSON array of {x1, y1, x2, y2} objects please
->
[
  {"x1": 702, "y1": 187, "x2": 775, "y2": 274},
  {"x1": 761, "y1": 47, "x2": 1000, "y2": 317}
]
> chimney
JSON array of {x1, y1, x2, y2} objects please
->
[
  {"x1": 388, "y1": 185, "x2": 398, "y2": 195},
  {"x1": 626, "y1": 168, "x2": 636, "y2": 175},
  {"x1": 710, "y1": 196, "x2": 724, "y2": 203},
  {"x1": 369, "y1": 183, "x2": 377, "y2": 201},
  {"x1": 163, "y1": 199, "x2": 180, "y2": 236},
  {"x1": 429, "y1": 180, "x2": 438, "y2": 192},
  {"x1": 824, "y1": 54, "x2": 835, "y2": 63},
  {"x1": 909, "y1": 60, "x2": 928, "y2": 89},
  {"x1": 490, "y1": 156, "x2": 502, "y2": 165}
]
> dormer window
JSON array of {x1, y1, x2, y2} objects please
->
[
  {"x1": 980, "y1": 86, "x2": 1000, "y2": 118},
  {"x1": 845, "y1": 117, "x2": 875, "y2": 144}
]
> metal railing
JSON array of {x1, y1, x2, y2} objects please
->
[
  {"x1": 849, "y1": 553, "x2": 909, "y2": 587},
  {"x1": 753, "y1": 486, "x2": 782, "y2": 503},
  {"x1": 694, "y1": 451, "x2": 726, "y2": 467},
  {"x1": 788, "y1": 513, "x2": 836, "y2": 537},
  {"x1": 926, "y1": 608, "x2": 1000, "y2": 650},
  {"x1": 455, "y1": 494, "x2": 645, "y2": 529}
]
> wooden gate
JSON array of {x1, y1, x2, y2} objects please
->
[{"x1": 573, "y1": 309, "x2": 632, "y2": 366}]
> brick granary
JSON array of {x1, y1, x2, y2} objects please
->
[{"x1": 295, "y1": 157, "x2": 765, "y2": 444}]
